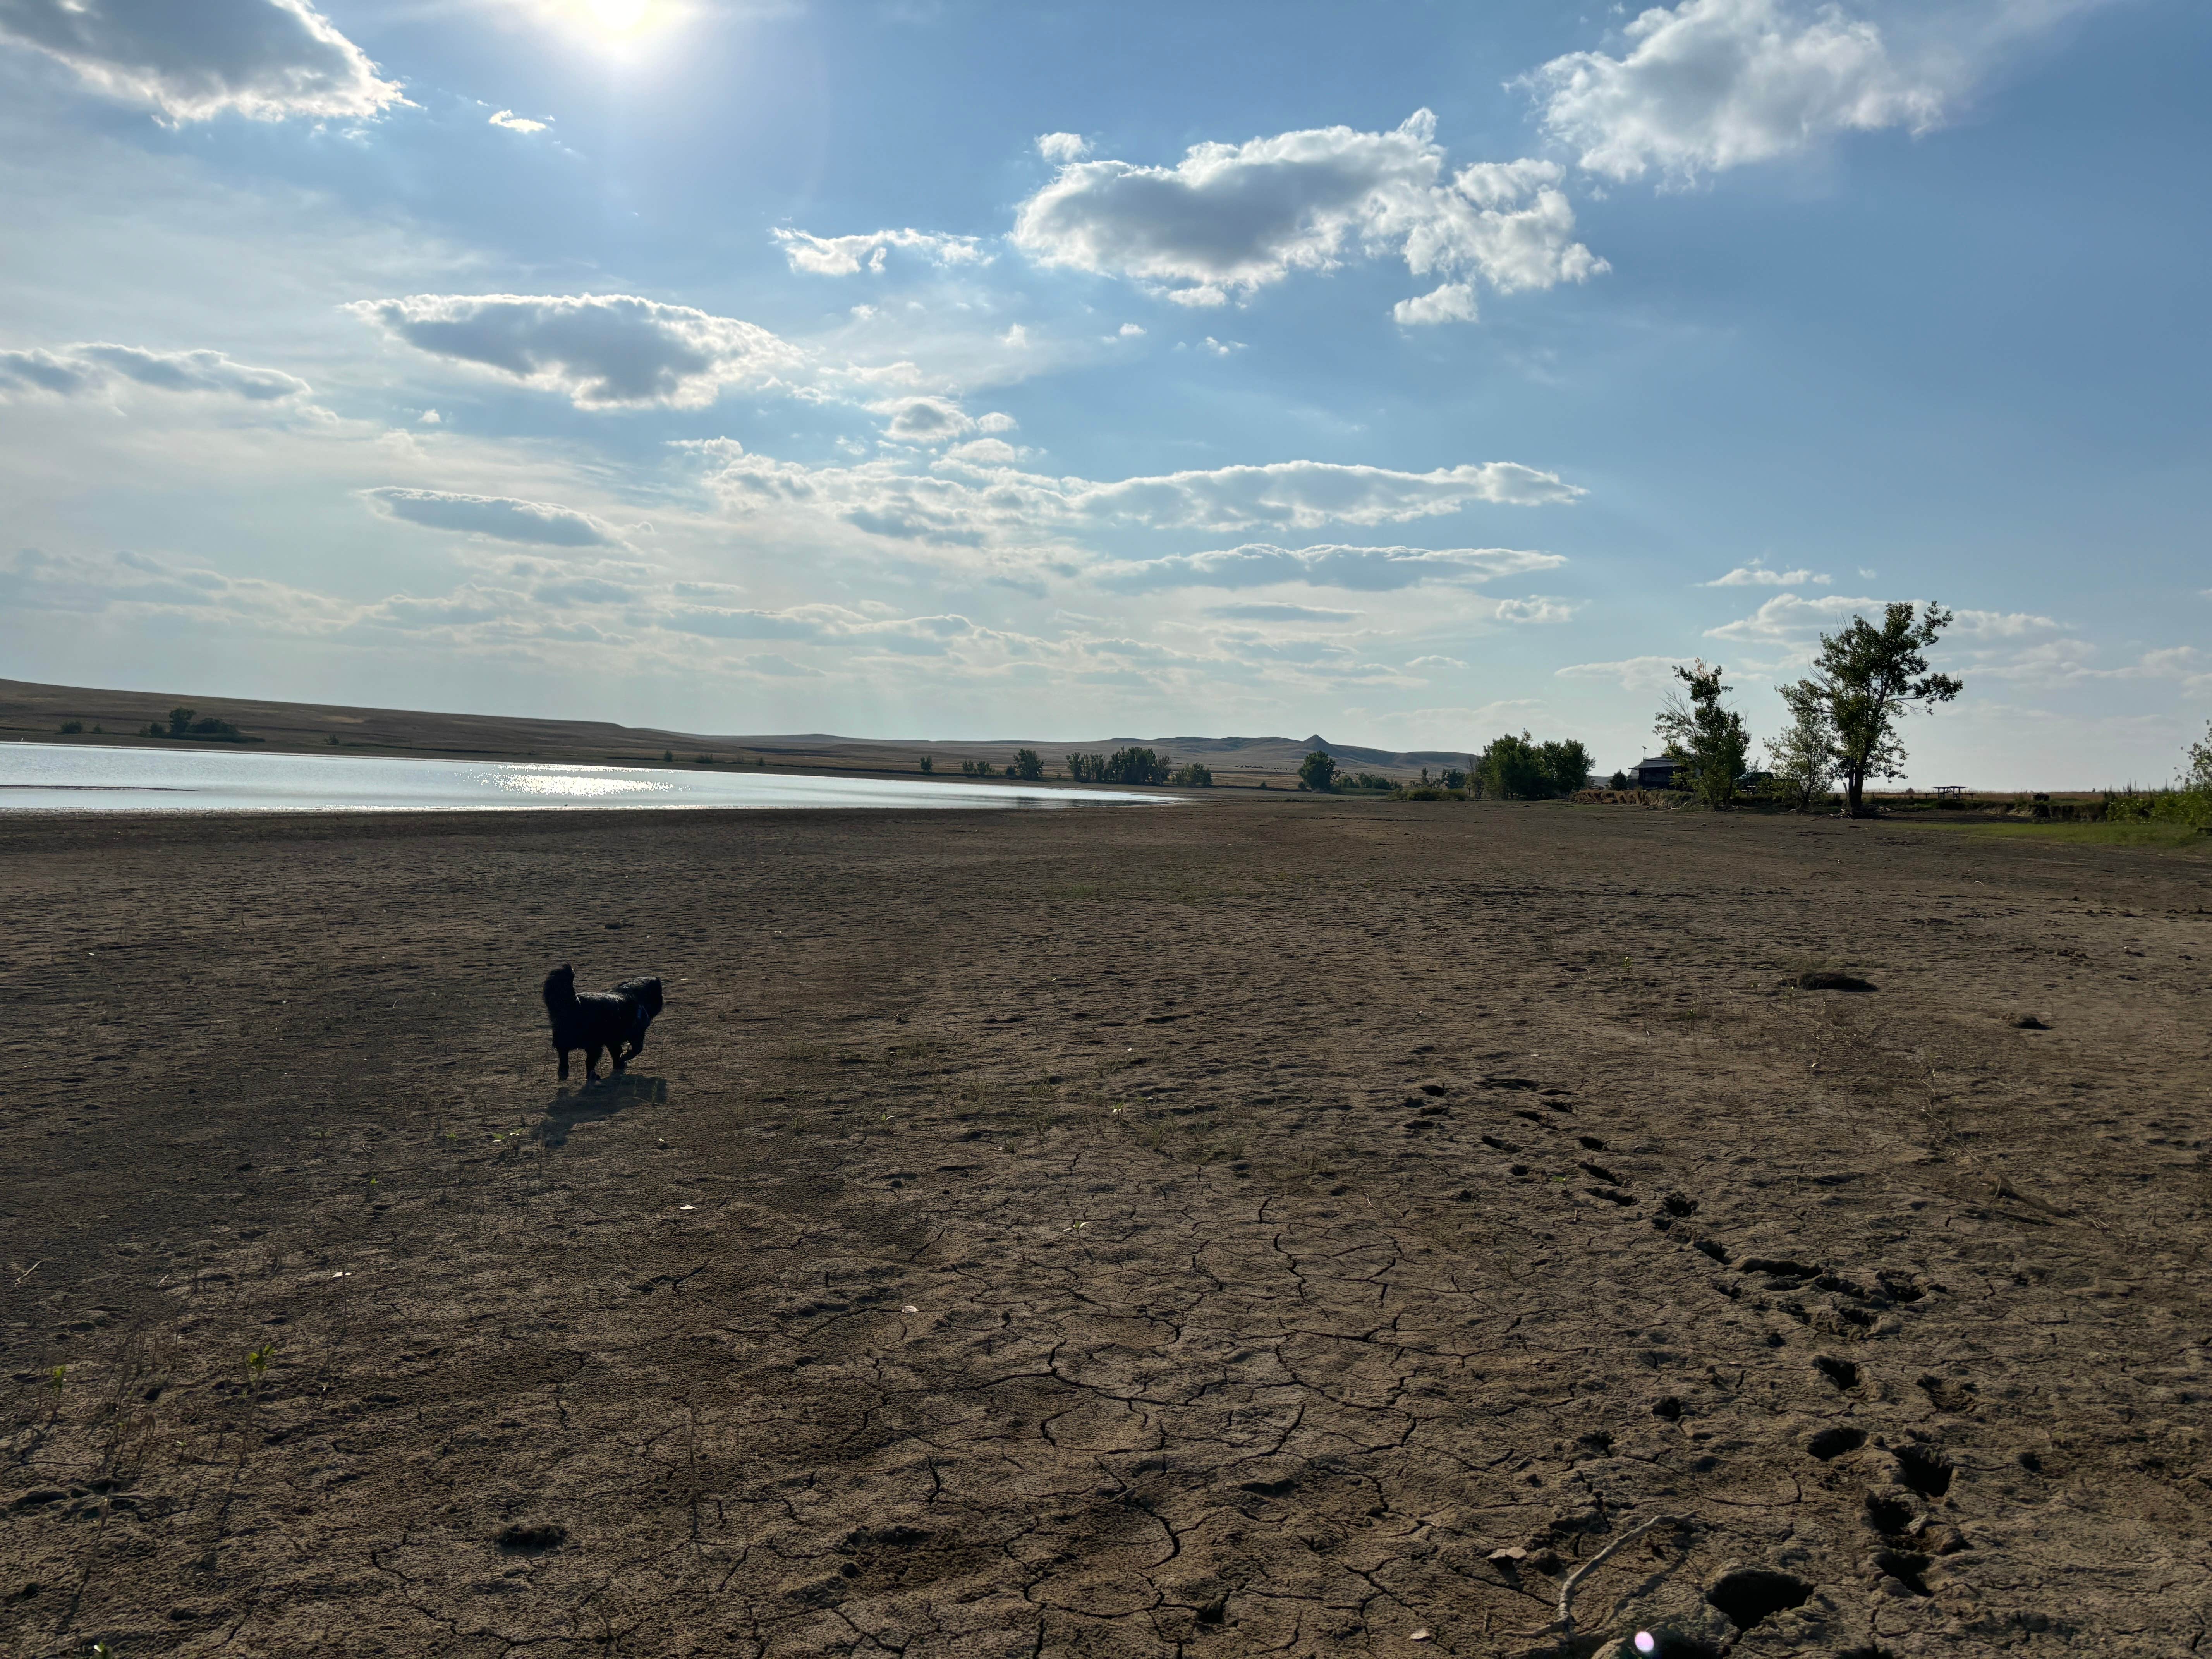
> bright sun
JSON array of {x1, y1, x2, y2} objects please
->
[{"x1": 560, "y1": 0, "x2": 670, "y2": 47}]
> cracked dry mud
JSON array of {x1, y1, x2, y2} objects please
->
[{"x1": 2, "y1": 798, "x2": 2207, "y2": 1657}]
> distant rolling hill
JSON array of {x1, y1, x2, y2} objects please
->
[{"x1": 0, "y1": 678, "x2": 1478, "y2": 786}]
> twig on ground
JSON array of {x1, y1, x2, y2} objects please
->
[{"x1": 1520, "y1": 1513, "x2": 1693, "y2": 1641}]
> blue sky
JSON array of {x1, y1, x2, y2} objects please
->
[{"x1": 1, "y1": 0, "x2": 2205, "y2": 783}]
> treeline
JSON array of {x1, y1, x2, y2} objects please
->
[
  {"x1": 919, "y1": 746, "x2": 1213, "y2": 787},
  {"x1": 1296, "y1": 734, "x2": 1589, "y2": 799},
  {"x1": 138, "y1": 706, "x2": 251, "y2": 743}
]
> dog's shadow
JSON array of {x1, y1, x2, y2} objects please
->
[{"x1": 536, "y1": 1072, "x2": 667, "y2": 1148}]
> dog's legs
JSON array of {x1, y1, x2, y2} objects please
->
[
  {"x1": 558, "y1": 1048, "x2": 570, "y2": 1081},
  {"x1": 584, "y1": 1044, "x2": 602, "y2": 1079}
]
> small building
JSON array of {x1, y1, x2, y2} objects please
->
[{"x1": 1633, "y1": 755, "x2": 1679, "y2": 789}]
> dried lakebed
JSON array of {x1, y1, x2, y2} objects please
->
[{"x1": 0, "y1": 799, "x2": 2206, "y2": 1656}]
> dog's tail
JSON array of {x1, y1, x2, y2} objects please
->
[{"x1": 543, "y1": 963, "x2": 577, "y2": 1012}]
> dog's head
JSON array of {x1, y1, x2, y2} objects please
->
[
  {"x1": 616, "y1": 976, "x2": 664, "y2": 1018},
  {"x1": 542, "y1": 963, "x2": 575, "y2": 1003}
]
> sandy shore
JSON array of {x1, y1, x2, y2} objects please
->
[{"x1": 2, "y1": 798, "x2": 2206, "y2": 1656}]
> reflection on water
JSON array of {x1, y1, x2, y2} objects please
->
[{"x1": 0, "y1": 742, "x2": 1173, "y2": 813}]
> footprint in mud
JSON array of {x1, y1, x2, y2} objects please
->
[
  {"x1": 1814, "y1": 1355, "x2": 1862, "y2": 1392},
  {"x1": 1891, "y1": 1443, "x2": 1953, "y2": 1497},
  {"x1": 1807, "y1": 1426, "x2": 1867, "y2": 1460},
  {"x1": 1916, "y1": 1374, "x2": 1976, "y2": 1413},
  {"x1": 1707, "y1": 1566, "x2": 1814, "y2": 1632}
]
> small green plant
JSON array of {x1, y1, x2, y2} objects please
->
[
  {"x1": 49, "y1": 1364, "x2": 65, "y2": 1398},
  {"x1": 246, "y1": 1341, "x2": 276, "y2": 1379}
]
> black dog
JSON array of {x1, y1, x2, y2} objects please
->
[{"x1": 543, "y1": 964, "x2": 665, "y2": 1081}]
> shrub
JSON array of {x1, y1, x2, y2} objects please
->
[
  {"x1": 57, "y1": 720, "x2": 83, "y2": 734},
  {"x1": 1297, "y1": 750, "x2": 1338, "y2": 792},
  {"x1": 918, "y1": 754, "x2": 934, "y2": 773},
  {"x1": 1171, "y1": 761, "x2": 1213, "y2": 787},
  {"x1": 1012, "y1": 748, "x2": 1044, "y2": 781}
]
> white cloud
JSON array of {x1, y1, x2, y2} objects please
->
[
  {"x1": 1407, "y1": 654, "x2": 1465, "y2": 669},
  {"x1": 1098, "y1": 542, "x2": 1567, "y2": 592},
  {"x1": 349, "y1": 294, "x2": 807, "y2": 409},
  {"x1": 974, "y1": 411, "x2": 1017, "y2": 433},
  {"x1": 0, "y1": 341, "x2": 311, "y2": 401},
  {"x1": 772, "y1": 227, "x2": 990, "y2": 275},
  {"x1": 1011, "y1": 110, "x2": 1605, "y2": 320},
  {"x1": 690, "y1": 440, "x2": 1580, "y2": 553},
  {"x1": 1532, "y1": 0, "x2": 1943, "y2": 183},
  {"x1": 1036, "y1": 131, "x2": 1090, "y2": 163},
  {"x1": 1953, "y1": 606, "x2": 2059, "y2": 637},
  {"x1": 1704, "y1": 589, "x2": 1887, "y2": 643},
  {"x1": 1206, "y1": 601, "x2": 1362, "y2": 623},
  {"x1": 1703, "y1": 559, "x2": 1830, "y2": 586},
  {"x1": 871, "y1": 394, "x2": 974, "y2": 443},
  {"x1": 0, "y1": 0, "x2": 401, "y2": 122},
  {"x1": 1117, "y1": 322, "x2": 1146, "y2": 338},
  {"x1": 488, "y1": 109, "x2": 547, "y2": 134},
  {"x1": 1494, "y1": 594, "x2": 1580, "y2": 623},
  {"x1": 0, "y1": 544, "x2": 345, "y2": 630},
  {"x1": 360, "y1": 486, "x2": 621, "y2": 548},
  {"x1": 1556, "y1": 655, "x2": 1687, "y2": 691},
  {"x1": 1393, "y1": 282, "x2": 1480, "y2": 326}
]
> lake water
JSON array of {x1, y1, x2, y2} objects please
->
[{"x1": 0, "y1": 742, "x2": 1172, "y2": 814}]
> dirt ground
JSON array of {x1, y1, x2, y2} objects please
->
[{"x1": 1, "y1": 798, "x2": 2207, "y2": 1658}]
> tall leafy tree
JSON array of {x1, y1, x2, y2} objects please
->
[
  {"x1": 1790, "y1": 603, "x2": 1961, "y2": 816},
  {"x1": 1764, "y1": 678, "x2": 1836, "y2": 811},
  {"x1": 1654, "y1": 661, "x2": 1751, "y2": 808}
]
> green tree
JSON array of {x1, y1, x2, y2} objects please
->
[
  {"x1": 1763, "y1": 678, "x2": 1835, "y2": 812},
  {"x1": 1792, "y1": 603, "x2": 1962, "y2": 816},
  {"x1": 1654, "y1": 660, "x2": 1751, "y2": 809},
  {"x1": 167, "y1": 706, "x2": 196, "y2": 738},
  {"x1": 1171, "y1": 761, "x2": 1213, "y2": 787},
  {"x1": 1538, "y1": 738, "x2": 1592, "y2": 795},
  {"x1": 1297, "y1": 750, "x2": 1338, "y2": 792},
  {"x1": 1012, "y1": 748, "x2": 1044, "y2": 781},
  {"x1": 1474, "y1": 733, "x2": 1550, "y2": 799},
  {"x1": 2184, "y1": 720, "x2": 2212, "y2": 794},
  {"x1": 917, "y1": 754, "x2": 933, "y2": 773}
]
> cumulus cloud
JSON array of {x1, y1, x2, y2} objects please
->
[
  {"x1": 1953, "y1": 606, "x2": 2059, "y2": 637},
  {"x1": 1099, "y1": 542, "x2": 1567, "y2": 592},
  {"x1": 688, "y1": 441, "x2": 1579, "y2": 550},
  {"x1": 488, "y1": 108, "x2": 546, "y2": 134},
  {"x1": 773, "y1": 227, "x2": 990, "y2": 275},
  {"x1": 1703, "y1": 559, "x2": 1830, "y2": 586},
  {"x1": 0, "y1": 342, "x2": 312, "y2": 404},
  {"x1": 872, "y1": 395, "x2": 974, "y2": 443},
  {"x1": 1703, "y1": 590, "x2": 1887, "y2": 643},
  {"x1": 0, "y1": 0, "x2": 401, "y2": 122},
  {"x1": 1407, "y1": 654, "x2": 1466, "y2": 668},
  {"x1": 349, "y1": 294, "x2": 806, "y2": 409},
  {"x1": 1494, "y1": 594, "x2": 1580, "y2": 623},
  {"x1": 1036, "y1": 131, "x2": 1089, "y2": 162},
  {"x1": 360, "y1": 487, "x2": 621, "y2": 548},
  {"x1": 1012, "y1": 110, "x2": 1605, "y2": 319},
  {"x1": 1531, "y1": 0, "x2": 1943, "y2": 183}
]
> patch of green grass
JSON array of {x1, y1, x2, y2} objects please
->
[{"x1": 1964, "y1": 820, "x2": 2208, "y2": 849}]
